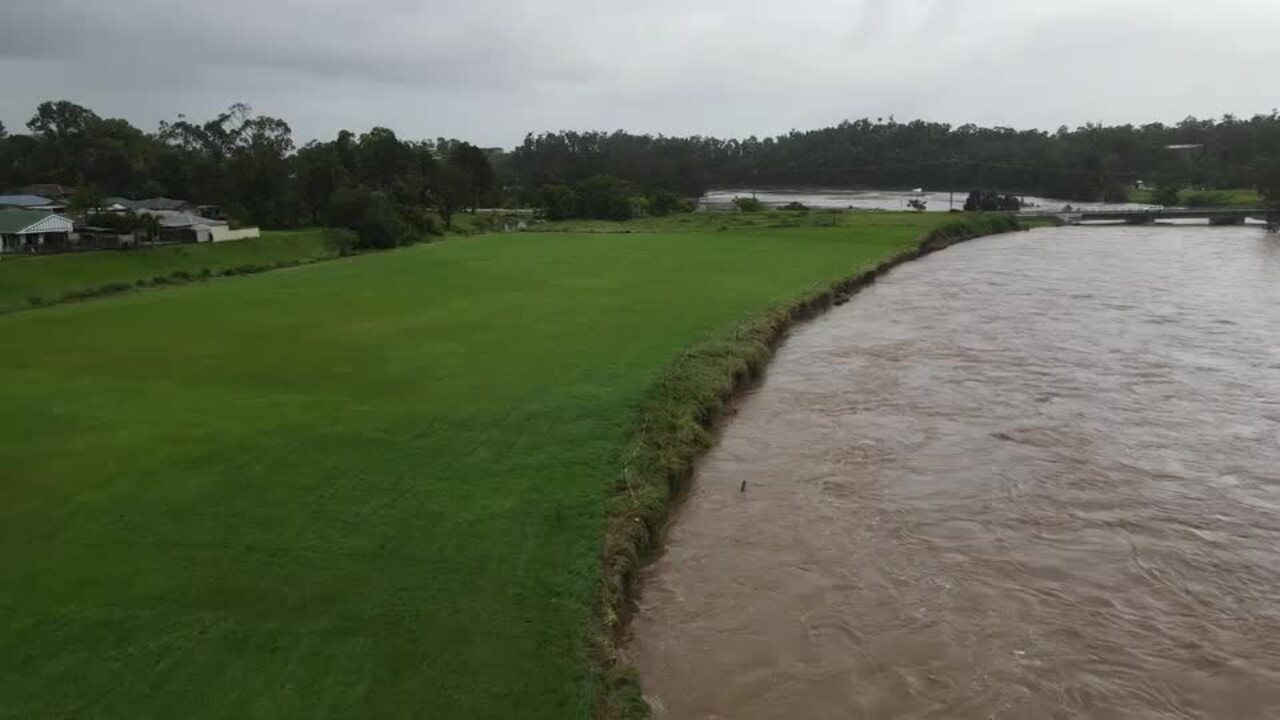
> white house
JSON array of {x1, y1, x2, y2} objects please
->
[
  {"x1": 135, "y1": 209, "x2": 259, "y2": 243},
  {"x1": 0, "y1": 210, "x2": 75, "y2": 257}
]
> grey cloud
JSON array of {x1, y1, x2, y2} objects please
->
[{"x1": 1, "y1": 0, "x2": 1278, "y2": 147}]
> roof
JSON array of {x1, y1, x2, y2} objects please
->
[
  {"x1": 0, "y1": 194, "x2": 53, "y2": 207},
  {"x1": 134, "y1": 197, "x2": 189, "y2": 211},
  {"x1": 0, "y1": 210, "x2": 72, "y2": 234},
  {"x1": 136, "y1": 208, "x2": 226, "y2": 228}
]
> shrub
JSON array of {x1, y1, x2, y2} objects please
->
[
  {"x1": 733, "y1": 196, "x2": 765, "y2": 212},
  {"x1": 631, "y1": 195, "x2": 650, "y2": 217},
  {"x1": 648, "y1": 190, "x2": 684, "y2": 217},
  {"x1": 537, "y1": 184, "x2": 579, "y2": 221},
  {"x1": 963, "y1": 191, "x2": 1022, "y2": 211},
  {"x1": 576, "y1": 175, "x2": 634, "y2": 220},
  {"x1": 397, "y1": 205, "x2": 440, "y2": 238},
  {"x1": 781, "y1": 201, "x2": 809, "y2": 212},
  {"x1": 1152, "y1": 185, "x2": 1181, "y2": 206},
  {"x1": 327, "y1": 186, "x2": 413, "y2": 249},
  {"x1": 1184, "y1": 191, "x2": 1235, "y2": 208},
  {"x1": 323, "y1": 228, "x2": 360, "y2": 257}
]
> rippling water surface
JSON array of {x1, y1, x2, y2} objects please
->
[
  {"x1": 628, "y1": 225, "x2": 1280, "y2": 719},
  {"x1": 700, "y1": 188, "x2": 1153, "y2": 212}
]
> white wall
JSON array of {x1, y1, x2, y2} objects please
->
[{"x1": 209, "y1": 226, "x2": 261, "y2": 243}]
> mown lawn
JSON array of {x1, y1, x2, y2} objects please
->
[
  {"x1": 0, "y1": 214, "x2": 949, "y2": 719},
  {"x1": 0, "y1": 229, "x2": 332, "y2": 312}
]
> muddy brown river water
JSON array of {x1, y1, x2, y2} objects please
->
[{"x1": 627, "y1": 225, "x2": 1280, "y2": 719}]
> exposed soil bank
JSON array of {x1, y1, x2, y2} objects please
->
[{"x1": 594, "y1": 214, "x2": 1022, "y2": 718}]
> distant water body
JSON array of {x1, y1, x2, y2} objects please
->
[{"x1": 701, "y1": 188, "x2": 1154, "y2": 213}]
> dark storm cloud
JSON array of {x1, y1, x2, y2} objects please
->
[{"x1": 1, "y1": 0, "x2": 1277, "y2": 147}]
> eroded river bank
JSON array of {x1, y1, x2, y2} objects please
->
[{"x1": 627, "y1": 225, "x2": 1280, "y2": 719}]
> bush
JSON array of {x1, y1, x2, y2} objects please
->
[
  {"x1": 576, "y1": 175, "x2": 634, "y2": 220},
  {"x1": 538, "y1": 184, "x2": 579, "y2": 221},
  {"x1": 648, "y1": 190, "x2": 684, "y2": 217},
  {"x1": 781, "y1": 201, "x2": 809, "y2": 212},
  {"x1": 397, "y1": 205, "x2": 441, "y2": 238},
  {"x1": 537, "y1": 183, "x2": 578, "y2": 220},
  {"x1": 1152, "y1": 185, "x2": 1181, "y2": 206},
  {"x1": 327, "y1": 186, "x2": 414, "y2": 249},
  {"x1": 323, "y1": 228, "x2": 360, "y2": 257},
  {"x1": 733, "y1": 196, "x2": 765, "y2": 212},
  {"x1": 963, "y1": 191, "x2": 1022, "y2": 212},
  {"x1": 630, "y1": 195, "x2": 650, "y2": 217},
  {"x1": 1184, "y1": 191, "x2": 1236, "y2": 208}
]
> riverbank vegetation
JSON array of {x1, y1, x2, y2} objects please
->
[
  {"x1": 1130, "y1": 187, "x2": 1264, "y2": 207},
  {"x1": 0, "y1": 212, "x2": 1013, "y2": 719}
]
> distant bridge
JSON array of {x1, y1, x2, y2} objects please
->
[{"x1": 1020, "y1": 207, "x2": 1279, "y2": 229}]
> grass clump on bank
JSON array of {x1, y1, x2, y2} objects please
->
[
  {"x1": 0, "y1": 213, "x2": 1017, "y2": 719},
  {"x1": 0, "y1": 229, "x2": 334, "y2": 313}
]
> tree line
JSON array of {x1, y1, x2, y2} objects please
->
[
  {"x1": 4, "y1": 101, "x2": 1280, "y2": 242},
  {"x1": 512, "y1": 115, "x2": 1280, "y2": 203},
  {"x1": 0, "y1": 101, "x2": 502, "y2": 249}
]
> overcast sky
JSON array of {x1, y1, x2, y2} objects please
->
[{"x1": 1, "y1": 0, "x2": 1276, "y2": 148}]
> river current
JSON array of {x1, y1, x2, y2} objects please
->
[{"x1": 628, "y1": 225, "x2": 1280, "y2": 719}]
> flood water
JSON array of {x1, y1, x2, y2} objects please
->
[
  {"x1": 627, "y1": 225, "x2": 1280, "y2": 719},
  {"x1": 700, "y1": 188, "x2": 1153, "y2": 213}
]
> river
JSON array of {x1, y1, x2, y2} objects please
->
[
  {"x1": 627, "y1": 225, "x2": 1280, "y2": 719},
  {"x1": 700, "y1": 188, "x2": 1154, "y2": 213}
]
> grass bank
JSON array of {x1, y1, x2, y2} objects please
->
[
  {"x1": 0, "y1": 229, "x2": 334, "y2": 313},
  {"x1": 0, "y1": 213, "x2": 1015, "y2": 719},
  {"x1": 1130, "y1": 187, "x2": 1263, "y2": 207}
]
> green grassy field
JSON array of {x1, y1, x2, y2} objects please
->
[
  {"x1": 0, "y1": 229, "x2": 333, "y2": 313},
  {"x1": 1, "y1": 213, "x2": 956, "y2": 719},
  {"x1": 1130, "y1": 187, "x2": 1263, "y2": 206}
]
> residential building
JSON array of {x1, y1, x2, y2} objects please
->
[
  {"x1": 134, "y1": 209, "x2": 257, "y2": 243},
  {"x1": 0, "y1": 195, "x2": 54, "y2": 209},
  {"x1": 0, "y1": 210, "x2": 74, "y2": 256}
]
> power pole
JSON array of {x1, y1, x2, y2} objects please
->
[{"x1": 948, "y1": 159, "x2": 957, "y2": 211}]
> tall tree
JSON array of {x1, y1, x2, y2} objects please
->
[{"x1": 446, "y1": 142, "x2": 495, "y2": 211}]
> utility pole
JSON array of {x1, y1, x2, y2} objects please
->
[{"x1": 948, "y1": 158, "x2": 957, "y2": 211}]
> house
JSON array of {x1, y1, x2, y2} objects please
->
[
  {"x1": 135, "y1": 209, "x2": 261, "y2": 243},
  {"x1": 102, "y1": 196, "x2": 137, "y2": 212},
  {"x1": 132, "y1": 197, "x2": 194, "y2": 212},
  {"x1": 0, "y1": 210, "x2": 74, "y2": 256},
  {"x1": 97, "y1": 197, "x2": 196, "y2": 213},
  {"x1": 0, "y1": 194, "x2": 54, "y2": 209}
]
